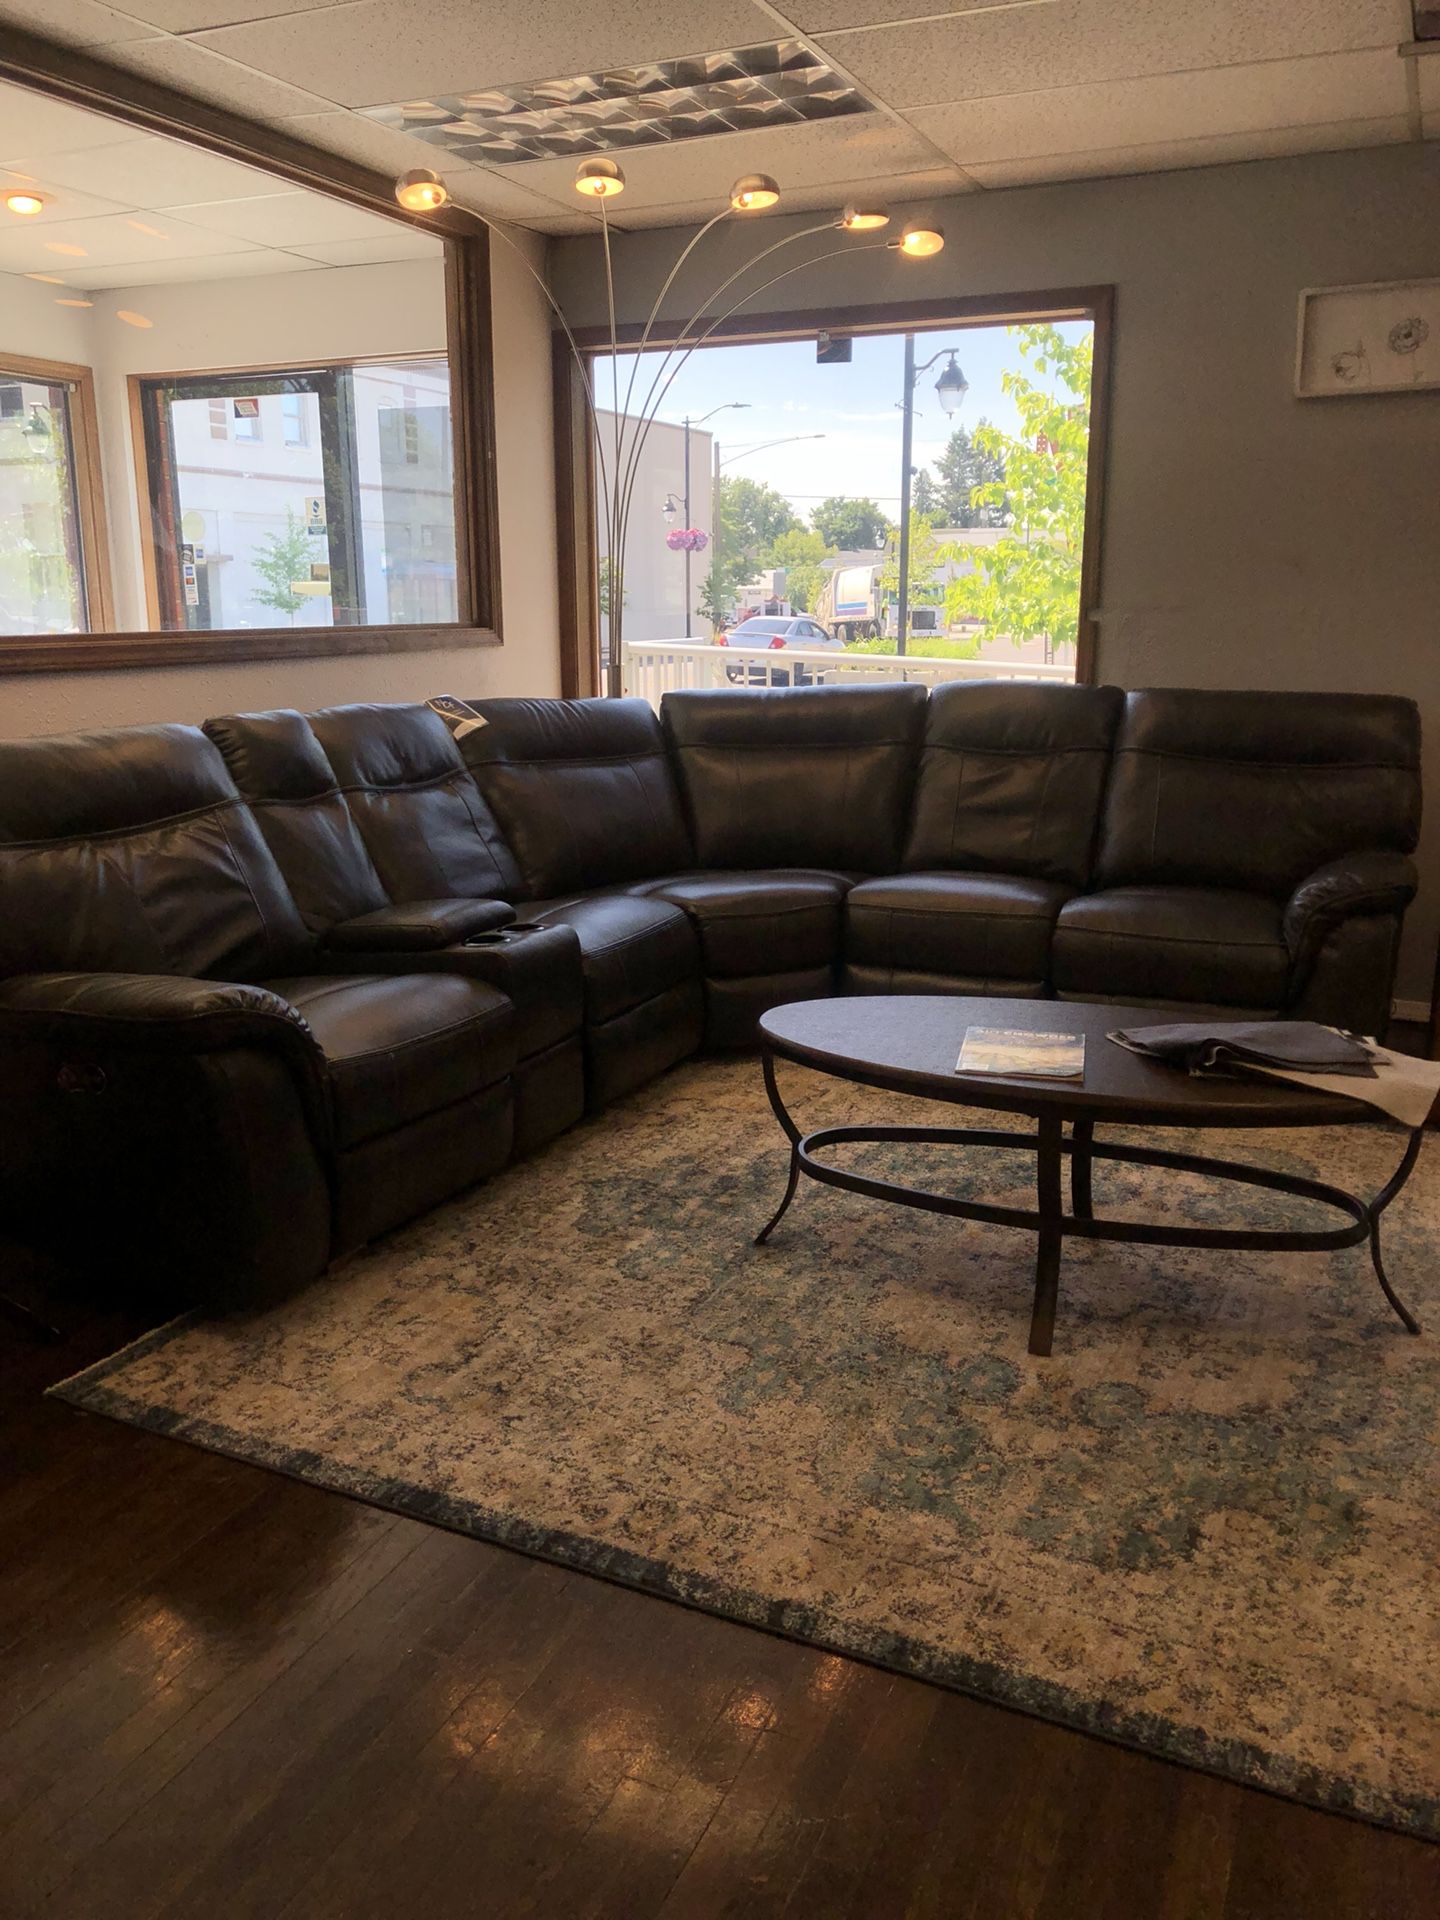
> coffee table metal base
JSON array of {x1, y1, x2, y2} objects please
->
[{"x1": 756, "y1": 1051, "x2": 1423, "y2": 1357}]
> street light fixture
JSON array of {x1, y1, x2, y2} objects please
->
[
  {"x1": 896, "y1": 340, "x2": 969, "y2": 655},
  {"x1": 661, "y1": 492, "x2": 679, "y2": 523}
]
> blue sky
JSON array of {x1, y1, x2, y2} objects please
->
[{"x1": 605, "y1": 320, "x2": 1091, "y2": 525}]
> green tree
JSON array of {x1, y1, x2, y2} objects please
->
[
  {"x1": 935, "y1": 421, "x2": 1007, "y2": 527},
  {"x1": 810, "y1": 495, "x2": 890, "y2": 550},
  {"x1": 944, "y1": 324, "x2": 1091, "y2": 658},
  {"x1": 250, "y1": 508, "x2": 314, "y2": 622},
  {"x1": 911, "y1": 467, "x2": 942, "y2": 525},
  {"x1": 880, "y1": 510, "x2": 945, "y2": 611},
  {"x1": 765, "y1": 527, "x2": 829, "y2": 613},
  {"x1": 718, "y1": 475, "x2": 802, "y2": 563}
]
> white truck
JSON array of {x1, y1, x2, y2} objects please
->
[{"x1": 815, "y1": 565, "x2": 943, "y2": 643}]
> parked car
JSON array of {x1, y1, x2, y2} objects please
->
[{"x1": 716, "y1": 615, "x2": 846, "y2": 686}]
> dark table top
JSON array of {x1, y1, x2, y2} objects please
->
[{"x1": 758, "y1": 996, "x2": 1371, "y2": 1129}]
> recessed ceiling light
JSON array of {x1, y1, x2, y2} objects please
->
[
  {"x1": 115, "y1": 309, "x2": 154, "y2": 329},
  {"x1": 44, "y1": 241, "x2": 86, "y2": 257},
  {"x1": 5, "y1": 190, "x2": 46, "y2": 216}
]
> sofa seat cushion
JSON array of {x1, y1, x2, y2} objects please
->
[
  {"x1": 634, "y1": 870, "x2": 851, "y2": 978},
  {"x1": 265, "y1": 973, "x2": 514, "y2": 1149},
  {"x1": 516, "y1": 892, "x2": 699, "y2": 1026},
  {"x1": 846, "y1": 872, "x2": 1071, "y2": 989},
  {"x1": 1052, "y1": 887, "x2": 1290, "y2": 1008}
]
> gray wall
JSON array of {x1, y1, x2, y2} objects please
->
[{"x1": 551, "y1": 144, "x2": 1440, "y2": 1010}]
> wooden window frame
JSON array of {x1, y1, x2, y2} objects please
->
[
  {"x1": 0, "y1": 24, "x2": 502, "y2": 676},
  {"x1": 0, "y1": 350, "x2": 116, "y2": 634},
  {"x1": 553, "y1": 286, "x2": 1115, "y2": 697}
]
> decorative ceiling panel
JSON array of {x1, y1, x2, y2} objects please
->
[{"x1": 361, "y1": 39, "x2": 871, "y2": 165}]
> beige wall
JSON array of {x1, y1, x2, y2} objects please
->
[
  {"x1": 550, "y1": 143, "x2": 1440, "y2": 1009},
  {"x1": 0, "y1": 224, "x2": 561, "y2": 741}
]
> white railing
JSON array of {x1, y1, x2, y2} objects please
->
[{"x1": 621, "y1": 638, "x2": 1071, "y2": 707}]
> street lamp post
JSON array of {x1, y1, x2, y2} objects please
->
[
  {"x1": 896, "y1": 341, "x2": 968, "y2": 654},
  {"x1": 676, "y1": 401, "x2": 749, "y2": 636}
]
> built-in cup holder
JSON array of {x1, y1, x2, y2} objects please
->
[{"x1": 463, "y1": 920, "x2": 548, "y2": 946}]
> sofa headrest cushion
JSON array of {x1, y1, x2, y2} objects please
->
[
  {"x1": 0, "y1": 723, "x2": 238, "y2": 844},
  {"x1": 922, "y1": 680, "x2": 1123, "y2": 753},
  {"x1": 204, "y1": 708, "x2": 340, "y2": 802},
  {"x1": 307, "y1": 702, "x2": 466, "y2": 790}
]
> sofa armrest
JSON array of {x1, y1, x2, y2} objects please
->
[
  {"x1": 1283, "y1": 853, "x2": 1417, "y2": 968},
  {"x1": 321, "y1": 898, "x2": 515, "y2": 952},
  {"x1": 0, "y1": 973, "x2": 333, "y2": 1305}
]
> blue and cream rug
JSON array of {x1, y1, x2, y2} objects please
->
[{"x1": 52, "y1": 1058, "x2": 1439, "y2": 1839}]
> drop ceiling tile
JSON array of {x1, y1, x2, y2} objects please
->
[
  {"x1": 434, "y1": 165, "x2": 581, "y2": 224},
  {"x1": 190, "y1": 0, "x2": 779, "y2": 110},
  {"x1": 0, "y1": 0, "x2": 161, "y2": 47},
  {"x1": 909, "y1": 51, "x2": 1407, "y2": 167},
  {"x1": 55, "y1": 249, "x2": 324, "y2": 289},
  {"x1": 4, "y1": 136, "x2": 281, "y2": 209},
  {"x1": 103, "y1": 34, "x2": 339, "y2": 120},
  {"x1": 117, "y1": 0, "x2": 354, "y2": 27},
  {"x1": 164, "y1": 189, "x2": 404, "y2": 243},
  {"x1": 790, "y1": 0, "x2": 1055, "y2": 30},
  {"x1": 0, "y1": 208, "x2": 263, "y2": 273},
  {"x1": 610, "y1": 163, "x2": 970, "y2": 228},
  {"x1": 500, "y1": 112, "x2": 936, "y2": 213},
  {"x1": 286, "y1": 232, "x2": 443, "y2": 264},
  {"x1": 821, "y1": 0, "x2": 1400, "y2": 111},
  {"x1": 0, "y1": 83, "x2": 143, "y2": 164},
  {"x1": 962, "y1": 115, "x2": 1411, "y2": 188},
  {"x1": 0, "y1": 172, "x2": 134, "y2": 222}
]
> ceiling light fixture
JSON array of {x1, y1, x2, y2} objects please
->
[
  {"x1": 839, "y1": 206, "x2": 888, "y2": 231},
  {"x1": 894, "y1": 224, "x2": 944, "y2": 258},
  {"x1": 4, "y1": 190, "x2": 45, "y2": 217},
  {"x1": 394, "y1": 167, "x2": 449, "y2": 212},
  {"x1": 574, "y1": 157, "x2": 626, "y2": 199},
  {"x1": 730, "y1": 174, "x2": 780, "y2": 212}
]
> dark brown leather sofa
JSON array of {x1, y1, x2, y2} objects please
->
[{"x1": 0, "y1": 681, "x2": 1420, "y2": 1310}]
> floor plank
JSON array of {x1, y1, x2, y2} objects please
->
[{"x1": 0, "y1": 1299, "x2": 1435, "y2": 1920}]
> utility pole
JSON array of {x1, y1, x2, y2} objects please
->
[{"x1": 682, "y1": 415, "x2": 693, "y2": 638}]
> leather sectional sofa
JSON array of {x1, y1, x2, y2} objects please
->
[{"x1": 0, "y1": 681, "x2": 1419, "y2": 1309}]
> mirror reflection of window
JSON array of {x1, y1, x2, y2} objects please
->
[{"x1": 0, "y1": 72, "x2": 462, "y2": 641}]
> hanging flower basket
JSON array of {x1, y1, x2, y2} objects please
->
[{"x1": 665, "y1": 528, "x2": 709, "y2": 552}]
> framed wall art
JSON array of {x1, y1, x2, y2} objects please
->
[{"x1": 1295, "y1": 278, "x2": 1440, "y2": 398}]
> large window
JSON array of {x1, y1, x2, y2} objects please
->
[
  {"x1": 0, "y1": 356, "x2": 109, "y2": 636},
  {"x1": 136, "y1": 359, "x2": 457, "y2": 633}
]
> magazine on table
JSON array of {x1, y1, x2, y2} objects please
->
[{"x1": 956, "y1": 1028, "x2": 1085, "y2": 1079}]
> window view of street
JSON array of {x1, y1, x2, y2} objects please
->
[
  {"x1": 0, "y1": 369, "x2": 87, "y2": 634},
  {"x1": 596, "y1": 319, "x2": 1094, "y2": 698}
]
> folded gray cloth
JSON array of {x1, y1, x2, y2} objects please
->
[{"x1": 1109, "y1": 1020, "x2": 1377, "y2": 1079}]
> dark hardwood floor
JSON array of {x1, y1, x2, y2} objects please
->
[{"x1": 1, "y1": 1274, "x2": 1435, "y2": 1919}]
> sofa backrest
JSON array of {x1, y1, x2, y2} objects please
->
[
  {"x1": 1097, "y1": 688, "x2": 1422, "y2": 897},
  {"x1": 305, "y1": 702, "x2": 522, "y2": 904},
  {"x1": 0, "y1": 722, "x2": 310, "y2": 981},
  {"x1": 662, "y1": 685, "x2": 928, "y2": 874},
  {"x1": 903, "y1": 681, "x2": 1124, "y2": 886},
  {"x1": 459, "y1": 696, "x2": 692, "y2": 898},
  {"x1": 204, "y1": 708, "x2": 390, "y2": 934}
]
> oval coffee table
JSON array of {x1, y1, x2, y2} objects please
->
[{"x1": 756, "y1": 996, "x2": 1424, "y2": 1357}]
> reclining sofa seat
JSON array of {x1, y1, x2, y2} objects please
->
[
  {"x1": 458, "y1": 696, "x2": 705, "y2": 1103},
  {"x1": 653, "y1": 684, "x2": 930, "y2": 1045},
  {"x1": 0, "y1": 723, "x2": 517, "y2": 1304},
  {"x1": 844, "y1": 680, "x2": 1124, "y2": 996},
  {"x1": 203, "y1": 702, "x2": 586, "y2": 1151},
  {"x1": 1052, "y1": 688, "x2": 1420, "y2": 1033}
]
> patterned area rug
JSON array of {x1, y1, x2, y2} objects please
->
[{"x1": 52, "y1": 1058, "x2": 1439, "y2": 1838}]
